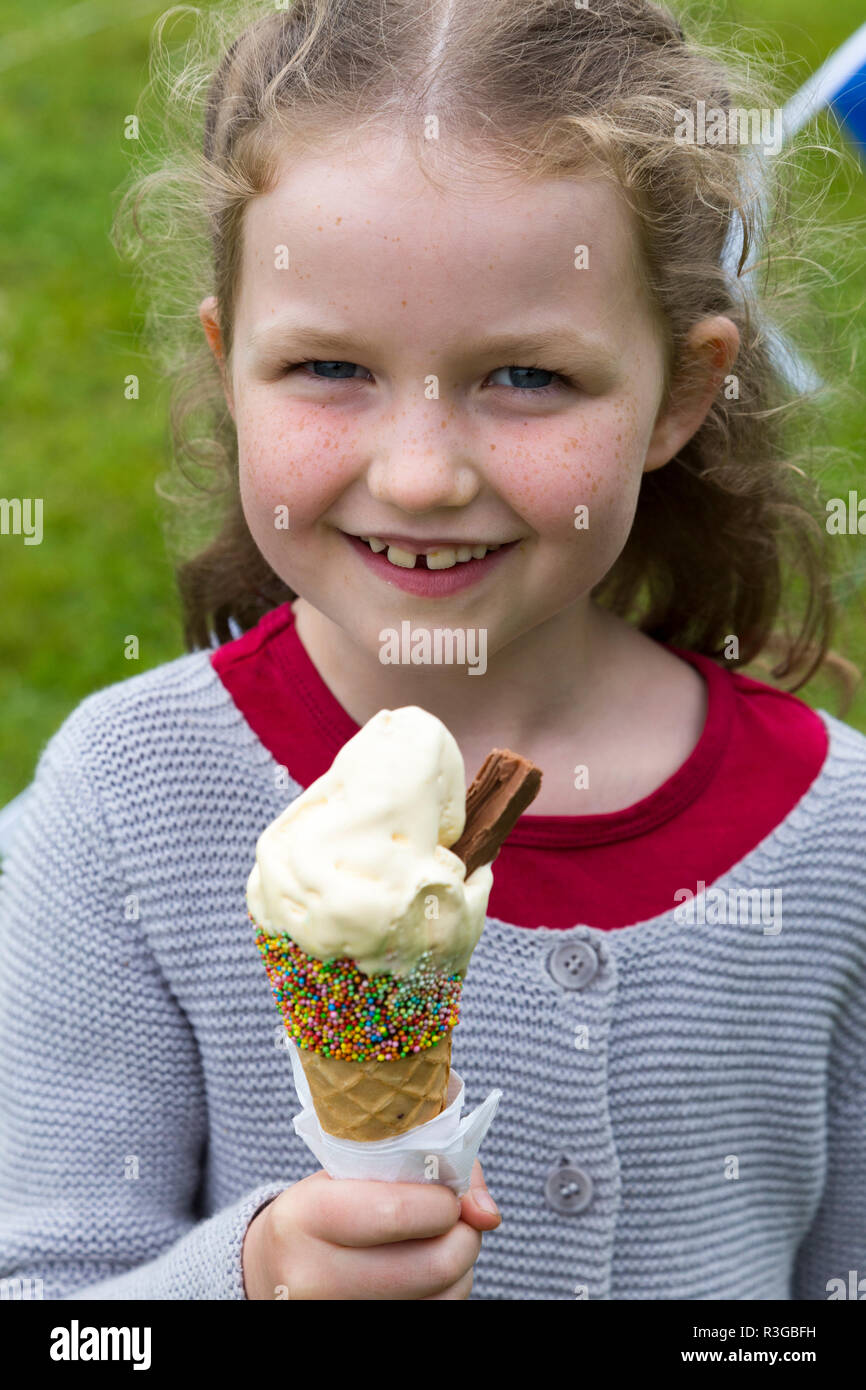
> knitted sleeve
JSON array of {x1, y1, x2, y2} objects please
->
[
  {"x1": 0, "y1": 703, "x2": 285, "y2": 1300},
  {"x1": 791, "y1": 932, "x2": 866, "y2": 1301}
]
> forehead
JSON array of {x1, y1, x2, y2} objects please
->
[{"x1": 235, "y1": 130, "x2": 654, "y2": 350}]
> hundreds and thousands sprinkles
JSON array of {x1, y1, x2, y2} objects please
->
[{"x1": 251, "y1": 913, "x2": 463, "y2": 1062}]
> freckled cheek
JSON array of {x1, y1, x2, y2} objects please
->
[
  {"x1": 493, "y1": 414, "x2": 645, "y2": 538},
  {"x1": 235, "y1": 393, "x2": 356, "y2": 526}
]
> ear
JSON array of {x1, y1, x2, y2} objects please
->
[
  {"x1": 198, "y1": 295, "x2": 235, "y2": 420},
  {"x1": 643, "y1": 315, "x2": 740, "y2": 473}
]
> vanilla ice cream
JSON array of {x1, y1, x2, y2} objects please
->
[{"x1": 246, "y1": 706, "x2": 494, "y2": 978}]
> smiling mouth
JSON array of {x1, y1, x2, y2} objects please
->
[{"x1": 347, "y1": 534, "x2": 516, "y2": 570}]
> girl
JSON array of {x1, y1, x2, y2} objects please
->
[{"x1": 1, "y1": 0, "x2": 864, "y2": 1300}]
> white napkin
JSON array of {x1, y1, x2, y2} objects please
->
[{"x1": 286, "y1": 1037, "x2": 502, "y2": 1197}]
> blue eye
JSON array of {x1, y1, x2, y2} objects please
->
[
  {"x1": 299, "y1": 360, "x2": 368, "y2": 379},
  {"x1": 278, "y1": 359, "x2": 572, "y2": 393},
  {"x1": 488, "y1": 365, "x2": 563, "y2": 392}
]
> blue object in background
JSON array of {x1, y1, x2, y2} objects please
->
[
  {"x1": 721, "y1": 23, "x2": 866, "y2": 396},
  {"x1": 784, "y1": 21, "x2": 866, "y2": 152}
]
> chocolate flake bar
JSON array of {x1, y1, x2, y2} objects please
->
[{"x1": 451, "y1": 749, "x2": 543, "y2": 877}]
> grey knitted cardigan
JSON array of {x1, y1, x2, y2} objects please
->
[{"x1": 1, "y1": 649, "x2": 864, "y2": 1300}]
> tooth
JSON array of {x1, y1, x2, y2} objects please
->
[
  {"x1": 426, "y1": 548, "x2": 458, "y2": 570},
  {"x1": 367, "y1": 537, "x2": 387, "y2": 552},
  {"x1": 455, "y1": 546, "x2": 473, "y2": 562},
  {"x1": 470, "y1": 545, "x2": 488, "y2": 559},
  {"x1": 386, "y1": 544, "x2": 418, "y2": 568}
]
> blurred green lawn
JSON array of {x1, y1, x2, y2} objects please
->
[{"x1": 1, "y1": 0, "x2": 865, "y2": 809}]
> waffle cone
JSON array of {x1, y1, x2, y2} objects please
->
[{"x1": 297, "y1": 1032, "x2": 453, "y2": 1141}]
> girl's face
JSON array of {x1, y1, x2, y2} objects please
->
[{"x1": 203, "y1": 132, "x2": 730, "y2": 661}]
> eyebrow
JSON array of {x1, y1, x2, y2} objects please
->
[
  {"x1": 246, "y1": 320, "x2": 379, "y2": 358},
  {"x1": 245, "y1": 318, "x2": 620, "y2": 372}
]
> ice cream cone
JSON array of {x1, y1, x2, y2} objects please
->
[
  {"x1": 246, "y1": 706, "x2": 542, "y2": 1147},
  {"x1": 252, "y1": 916, "x2": 460, "y2": 1140},
  {"x1": 296, "y1": 1033, "x2": 452, "y2": 1141}
]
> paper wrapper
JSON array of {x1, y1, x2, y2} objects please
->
[{"x1": 285, "y1": 1037, "x2": 502, "y2": 1197}]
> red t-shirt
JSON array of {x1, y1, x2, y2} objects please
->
[{"x1": 212, "y1": 603, "x2": 828, "y2": 931}]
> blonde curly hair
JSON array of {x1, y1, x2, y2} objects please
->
[{"x1": 113, "y1": 0, "x2": 864, "y2": 706}]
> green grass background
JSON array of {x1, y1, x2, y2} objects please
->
[{"x1": 1, "y1": 0, "x2": 865, "y2": 809}]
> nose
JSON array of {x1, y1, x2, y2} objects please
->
[{"x1": 365, "y1": 411, "x2": 482, "y2": 512}]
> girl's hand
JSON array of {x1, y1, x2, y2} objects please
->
[{"x1": 242, "y1": 1158, "x2": 501, "y2": 1300}]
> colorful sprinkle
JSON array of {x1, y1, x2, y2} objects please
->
[{"x1": 250, "y1": 912, "x2": 463, "y2": 1061}]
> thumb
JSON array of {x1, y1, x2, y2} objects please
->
[{"x1": 459, "y1": 1158, "x2": 502, "y2": 1229}]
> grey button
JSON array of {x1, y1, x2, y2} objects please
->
[
  {"x1": 548, "y1": 939, "x2": 598, "y2": 990},
  {"x1": 545, "y1": 1161, "x2": 593, "y2": 1214}
]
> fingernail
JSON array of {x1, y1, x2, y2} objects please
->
[{"x1": 474, "y1": 1190, "x2": 500, "y2": 1217}]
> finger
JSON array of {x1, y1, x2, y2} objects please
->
[
  {"x1": 312, "y1": 1220, "x2": 482, "y2": 1299},
  {"x1": 459, "y1": 1158, "x2": 502, "y2": 1229},
  {"x1": 303, "y1": 1174, "x2": 461, "y2": 1248},
  {"x1": 420, "y1": 1267, "x2": 475, "y2": 1300}
]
